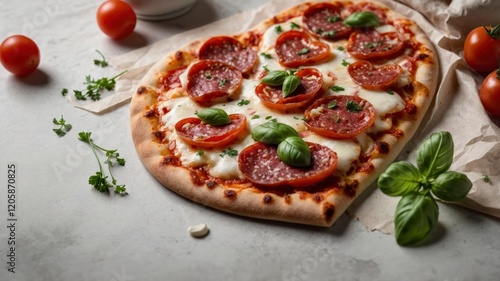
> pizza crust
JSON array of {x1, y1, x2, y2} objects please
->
[{"x1": 130, "y1": 0, "x2": 439, "y2": 227}]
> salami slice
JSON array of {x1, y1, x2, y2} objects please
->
[
  {"x1": 198, "y1": 36, "x2": 257, "y2": 75},
  {"x1": 275, "y1": 30, "x2": 331, "y2": 68},
  {"x1": 347, "y1": 30, "x2": 404, "y2": 60},
  {"x1": 159, "y1": 66, "x2": 187, "y2": 92},
  {"x1": 305, "y1": 95, "x2": 376, "y2": 139},
  {"x1": 347, "y1": 60, "x2": 402, "y2": 90},
  {"x1": 303, "y1": 3, "x2": 353, "y2": 41},
  {"x1": 186, "y1": 60, "x2": 242, "y2": 104},
  {"x1": 255, "y1": 68, "x2": 323, "y2": 110},
  {"x1": 174, "y1": 114, "x2": 247, "y2": 148},
  {"x1": 238, "y1": 142, "x2": 338, "y2": 188}
]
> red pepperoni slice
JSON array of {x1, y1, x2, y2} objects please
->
[
  {"x1": 238, "y1": 142, "x2": 338, "y2": 188},
  {"x1": 255, "y1": 68, "x2": 323, "y2": 110},
  {"x1": 174, "y1": 114, "x2": 247, "y2": 148},
  {"x1": 275, "y1": 30, "x2": 331, "y2": 68},
  {"x1": 198, "y1": 36, "x2": 257, "y2": 74},
  {"x1": 159, "y1": 66, "x2": 187, "y2": 92},
  {"x1": 305, "y1": 95, "x2": 376, "y2": 139},
  {"x1": 303, "y1": 3, "x2": 353, "y2": 41},
  {"x1": 186, "y1": 60, "x2": 242, "y2": 104},
  {"x1": 347, "y1": 30, "x2": 404, "y2": 60},
  {"x1": 347, "y1": 60, "x2": 402, "y2": 90}
]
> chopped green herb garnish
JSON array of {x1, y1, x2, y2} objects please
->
[
  {"x1": 337, "y1": 46, "x2": 345, "y2": 51},
  {"x1": 327, "y1": 101, "x2": 337, "y2": 109},
  {"x1": 290, "y1": 22, "x2": 300, "y2": 29},
  {"x1": 387, "y1": 90, "x2": 395, "y2": 95},
  {"x1": 321, "y1": 30, "x2": 337, "y2": 38},
  {"x1": 482, "y1": 174, "x2": 490, "y2": 183},
  {"x1": 197, "y1": 150, "x2": 204, "y2": 156},
  {"x1": 251, "y1": 115, "x2": 260, "y2": 120},
  {"x1": 220, "y1": 147, "x2": 238, "y2": 158},
  {"x1": 61, "y1": 88, "x2": 68, "y2": 96},
  {"x1": 52, "y1": 115, "x2": 72, "y2": 137},
  {"x1": 265, "y1": 116, "x2": 273, "y2": 120},
  {"x1": 297, "y1": 48, "x2": 310, "y2": 55},
  {"x1": 346, "y1": 100, "x2": 361, "y2": 112},
  {"x1": 205, "y1": 72, "x2": 213, "y2": 79},
  {"x1": 219, "y1": 78, "x2": 228, "y2": 87},
  {"x1": 263, "y1": 65, "x2": 271, "y2": 72},
  {"x1": 326, "y1": 16, "x2": 340, "y2": 23},
  {"x1": 332, "y1": 114, "x2": 341, "y2": 123},
  {"x1": 341, "y1": 59, "x2": 350, "y2": 66},
  {"x1": 275, "y1": 25, "x2": 283, "y2": 34},
  {"x1": 237, "y1": 99, "x2": 250, "y2": 106},
  {"x1": 330, "y1": 85, "x2": 345, "y2": 92},
  {"x1": 260, "y1": 52, "x2": 272, "y2": 59}
]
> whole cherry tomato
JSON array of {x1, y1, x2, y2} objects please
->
[
  {"x1": 96, "y1": 1, "x2": 136, "y2": 39},
  {"x1": 464, "y1": 25, "x2": 500, "y2": 73},
  {"x1": 0, "y1": 35, "x2": 40, "y2": 76},
  {"x1": 479, "y1": 68, "x2": 500, "y2": 117}
]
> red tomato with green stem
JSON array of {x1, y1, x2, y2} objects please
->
[
  {"x1": 96, "y1": 0, "x2": 136, "y2": 39},
  {"x1": 479, "y1": 68, "x2": 500, "y2": 117},
  {"x1": 464, "y1": 25, "x2": 500, "y2": 73},
  {"x1": 0, "y1": 35, "x2": 40, "y2": 76}
]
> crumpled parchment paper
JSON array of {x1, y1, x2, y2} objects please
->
[{"x1": 76, "y1": 0, "x2": 500, "y2": 234}]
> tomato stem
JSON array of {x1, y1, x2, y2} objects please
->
[{"x1": 485, "y1": 24, "x2": 500, "y2": 40}]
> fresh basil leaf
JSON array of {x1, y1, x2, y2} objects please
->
[
  {"x1": 431, "y1": 171, "x2": 472, "y2": 201},
  {"x1": 416, "y1": 131, "x2": 454, "y2": 179},
  {"x1": 261, "y1": 70, "x2": 289, "y2": 86},
  {"x1": 343, "y1": 11, "x2": 381, "y2": 28},
  {"x1": 195, "y1": 108, "x2": 230, "y2": 126},
  {"x1": 277, "y1": 136, "x2": 311, "y2": 167},
  {"x1": 378, "y1": 161, "x2": 422, "y2": 196},
  {"x1": 395, "y1": 192, "x2": 439, "y2": 246},
  {"x1": 251, "y1": 122, "x2": 299, "y2": 144},
  {"x1": 282, "y1": 75, "x2": 301, "y2": 97}
]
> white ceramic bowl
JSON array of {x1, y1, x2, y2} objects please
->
[{"x1": 124, "y1": 0, "x2": 198, "y2": 21}]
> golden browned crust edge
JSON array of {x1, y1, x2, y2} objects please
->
[{"x1": 129, "y1": 0, "x2": 439, "y2": 227}]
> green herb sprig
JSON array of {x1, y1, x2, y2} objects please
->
[
  {"x1": 52, "y1": 115, "x2": 72, "y2": 137},
  {"x1": 93, "y1": 50, "x2": 109, "y2": 67},
  {"x1": 66, "y1": 70, "x2": 127, "y2": 101},
  {"x1": 378, "y1": 131, "x2": 472, "y2": 246},
  {"x1": 78, "y1": 132, "x2": 127, "y2": 194}
]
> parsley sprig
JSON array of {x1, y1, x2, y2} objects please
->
[
  {"x1": 52, "y1": 115, "x2": 72, "y2": 137},
  {"x1": 93, "y1": 50, "x2": 109, "y2": 67},
  {"x1": 78, "y1": 132, "x2": 127, "y2": 194},
  {"x1": 65, "y1": 70, "x2": 127, "y2": 101}
]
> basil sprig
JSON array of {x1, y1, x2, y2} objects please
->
[
  {"x1": 195, "y1": 108, "x2": 231, "y2": 126},
  {"x1": 377, "y1": 131, "x2": 472, "y2": 246},
  {"x1": 251, "y1": 122, "x2": 310, "y2": 167},
  {"x1": 343, "y1": 11, "x2": 381, "y2": 28},
  {"x1": 261, "y1": 70, "x2": 301, "y2": 97}
]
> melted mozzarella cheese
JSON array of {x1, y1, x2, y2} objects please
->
[
  {"x1": 302, "y1": 134, "x2": 361, "y2": 174},
  {"x1": 160, "y1": 16, "x2": 409, "y2": 179}
]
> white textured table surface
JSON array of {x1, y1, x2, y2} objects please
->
[{"x1": 1, "y1": 1, "x2": 500, "y2": 281}]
